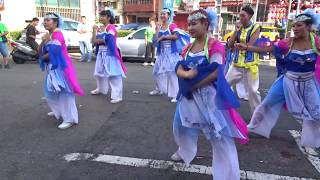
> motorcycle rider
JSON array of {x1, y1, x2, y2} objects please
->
[{"x1": 26, "y1": 17, "x2": 40, "y2": 52}]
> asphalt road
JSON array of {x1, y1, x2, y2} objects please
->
[{"x1": 0, "y1": 58, "x2": 319, "y2": 180}]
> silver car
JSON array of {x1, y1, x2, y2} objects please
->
[{"x1": 117, "y1": 27, "x2": 155, "y2": 60}]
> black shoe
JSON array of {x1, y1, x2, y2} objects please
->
[{"x1": 4, "y1": 64, "x2": 10, "y2": 69}]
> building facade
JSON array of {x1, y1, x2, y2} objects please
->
[
  {"x1": 0, "y1": 0, "x2": 96, "y2": 31},
  {"x1": 123, "y1": 0, "x2": 160, "y2": 23},
  {"x1": 96, "y1": 0, "x2": 124, "y2": 24}
]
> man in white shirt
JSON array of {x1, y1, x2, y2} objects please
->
[{"x1": 77, "y1": 16, "x2": 92, "y2": 62}]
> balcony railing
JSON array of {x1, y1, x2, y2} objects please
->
[
  {"x1": 124, "y1": 0, "x2": 155, "y2": 13},
  {"x1": 36, "y1": 6, "x2": 80, "y2": 21},
  {"x1": 124, "y1": 0, "x2": 153, "y2": 5}
]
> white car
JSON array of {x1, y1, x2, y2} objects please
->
[
  {"x1": 117, "y1": 27, "x2": 151, "y2": 60},
  {"x1": 20, "y1": 18, "x2": 81, "y2": 51}
]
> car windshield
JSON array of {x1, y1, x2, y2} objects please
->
[
  {"x1": 63, "y1": 21, "x2": 78, "y2": 31},
  {"x1": 132, "y1": 29, "x2": 146, "y2": 39}
]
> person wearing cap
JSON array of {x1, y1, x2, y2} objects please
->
[{"x1": 226, "y1": 5, "x2": 261, "y2": 113}]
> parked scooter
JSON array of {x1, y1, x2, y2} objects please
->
[{"x1": 10, "y1": 39, "x2": 38, "y2": 64}]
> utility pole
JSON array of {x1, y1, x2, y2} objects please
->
[
  {"x1": 158, "y1": 0, "x2": 163, "y2": 23},
  {"x1": 254, "y1": 0, "x2": 260, "y2": 23}
]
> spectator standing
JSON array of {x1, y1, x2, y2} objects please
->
[
  {"x1": 77, "y1": 16, "x2": 92, "y2": 62},
  {"x1": 143, "y1": 17, "x2": 156, "y2": 66},
  {"x1": 0, "y1": 14, "x2": 9, "y2": 69}
]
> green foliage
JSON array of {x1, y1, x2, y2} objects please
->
[
  {"x1": 118, "y1": 30, "x2": 133, "y2": 37},
  {"x1": 8, "y1": 31, "x2": 22, "y2": 41}
]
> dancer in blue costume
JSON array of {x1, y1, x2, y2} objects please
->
[
  {"x1": 149, "y1": 8, "x2": 190, "y2": 102},
  {"x1": 236, "y1": 9, "x2": 320, "y2": 148},
  {"x1": 91, "y1": 10, "x2": 127, "y2": 104},
  {"x1": 39, "y1": 13, "x2": 84, "y2": 129},
  {"x1": 171, "y1": 9, "x2": 248, "y2": 180}
]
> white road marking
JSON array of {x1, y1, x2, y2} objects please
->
[
  {"x1": 64, "y1": 153, "x2": 316, "y2": 180},
  {"x1": 289, "y1": 130, "x2": 320, "y2": 173}
]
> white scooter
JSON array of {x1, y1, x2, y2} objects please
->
[{"x1": 10, "y1": 39, "x2": 38, "y2": 64}]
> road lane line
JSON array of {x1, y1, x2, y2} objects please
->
[
  {"x1": 289, "y1": 130, "x2": 320, "y2": 173},
  {"x1": 64, "y1": 153, "x2": 316, "y2": 180}
]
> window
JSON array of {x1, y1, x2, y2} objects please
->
[
  {"x1": 35, "y1": 0, "x2": 46, "y2": 5},
  {"x1": 63, "y1": 21, "x2": 79, "y2": 31},
  {"x1": 137, "y1": 17, "x2": 149, "y2": 23},
  {"x1": 59, "y1": 0, "x2": 69, "y2": 7},
  {"x1": 132, "y1": 29, "x2": 146, "y2": 39},
  {"x1": 47, "y1": 0, "x2": 58, "y2": 6},
  {"x1": 70, "y1": 0, "x2": 80, "y2": 8}
]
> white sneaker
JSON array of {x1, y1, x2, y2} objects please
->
[
  {"x1": 247, "y1": 124, "x2": 255, "y2": 132},
  {"x1": 90, "y1": 89, "x2": 100, "y2": 95},
  {"x1": 58, "y1": 122, "x2": 73, "y2": 129},
  {"x1": 150, "y1": 62, "x2": 155, "y2": 66},
  {"x1": 110, "y1": 98, "x2": 122, "y2": 104},
  {"x1": 171, "y1": 98, "x2": 177, "y2": 103},
  {"x1": 47, "y1": 112, "x2": 55, "y2": 117},
  {"x1": 171, "y1": 152, "x2": 182, "y2": 161},
  {"x1": 240, "y1": 97, "x2": 249, "y2": 101},
  {"x1": 143, "y1": 62, "x2": 149, "y2": 66},
  {"x1": 149, "y1": 89, "x2": 163, "y2": 96}
]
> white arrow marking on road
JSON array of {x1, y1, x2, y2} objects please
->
[
  {"x1": 289, "y1": 130, "x2": 320, "y2": 173},
  {"x1": 64, "y1": 153, "x2": 316, "y2": 180}
]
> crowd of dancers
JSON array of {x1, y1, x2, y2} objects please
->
[{"x1": 38, "y1": 5, "x2": 320, "y2": 180}]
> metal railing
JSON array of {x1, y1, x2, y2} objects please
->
[
  {"x1": 36, "y1": 6, "x2": 80, "y2": 20},
  {"x1": 124, "y1": 0, "x2": 153, "y2": 5}
]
